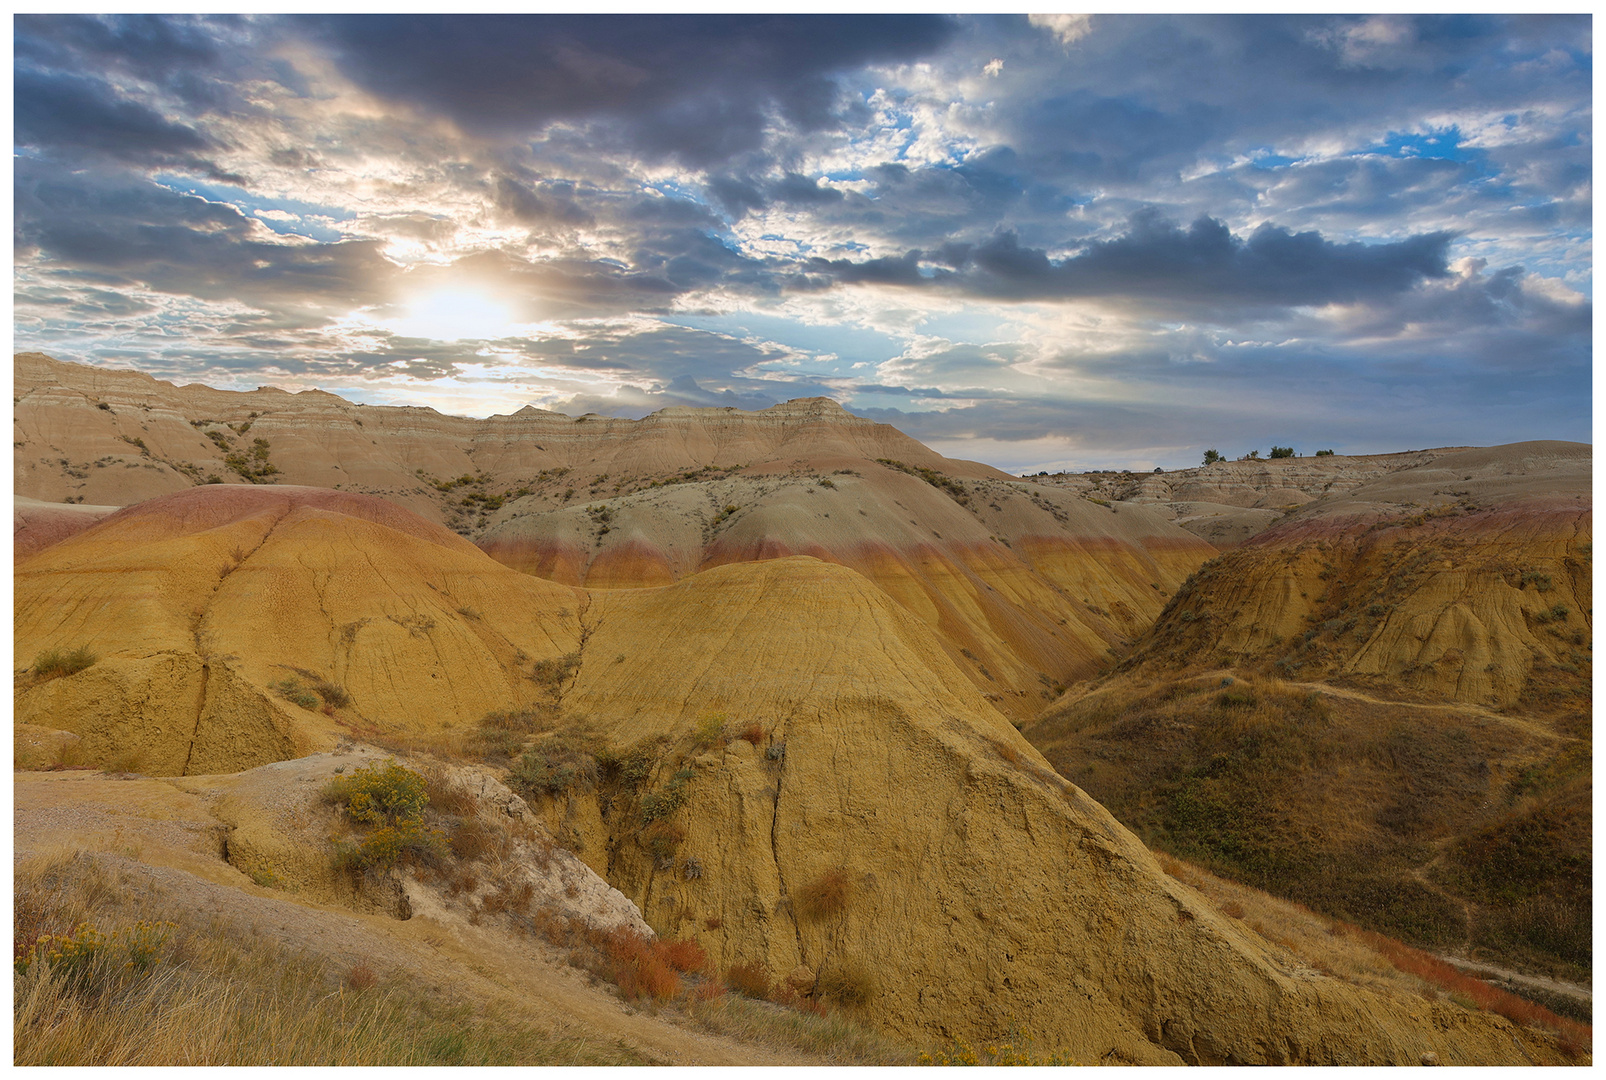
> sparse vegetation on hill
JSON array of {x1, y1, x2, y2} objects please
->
[{"x1": 1026, "y1": 670, "x2": 1592, "y2": 985}]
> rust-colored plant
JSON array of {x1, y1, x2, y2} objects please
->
[
  {"x1": 658, "y1": 938, "x2": 708, "y2": 975},
  {"x1": 725, "y1": 961, "x2": 771, "y2": 999},
  {"x1": 794, "y1": 868, "x2": 850, "y2": 920}
]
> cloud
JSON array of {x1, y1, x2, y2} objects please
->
[
  {"x1": 12, "y1": 70, "x2": 243, "y2": 182},
  {"x1": 302, "y1": 15, "x2": 957, "y2": 164},
  {"x1": 8, "y1": 14, "x2": 1591, "y2": 465},
  {"x1": 14, "y1": 160, "x2": 397, "y2": 317},
  {"x1": 1028, "y1": 14, "x2": 1094, "y2": 46},
  {"x1": 809, "y1": 211, "x2": 1453, "y2": 314}
]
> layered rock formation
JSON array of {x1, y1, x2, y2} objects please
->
[
  {"x1": 1126, "y1": 442, "x2": 1591, "y2": 706},
  {"x1": 15, "y1": 486, "x2": 585, "y2": 773},
  {"x1": 480, "y1": 464, "x2": 1210, "y2": 719},
  {"x1": 11, "y1": 482, "x2": 1558, "y2": 1063},
  {"x1": 14, "y1": 351, "x2": 1215, "y2": 721},
  {"x1": 1025, "y1": 442, "x2": 1591, "y2": 983},
  {"x1": 13, "y1": 351, "x2": 983, "y2": 517},
  {"x1": 1033, "y1": 448, "x2": 1477, "y2": 547}
]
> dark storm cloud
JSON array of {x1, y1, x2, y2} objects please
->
[
  {"x1": 15, "y1": 14, "x2": 229, "y2": 95},
  {"x1": 304, "y1": 15, "x2": 957, "y2": 164},
  {"x1": 490, "y1": 176, "x2": 595, "y2": 228},
  {"x1": 14, "y1": 160, "x2": 396, "y2": 316},
  {"x1": 12, "y1": 69, "x2": 243, "y2": 182},
  {"x1": 809, "y1": 212, "x2": 1453, "y2": 311}
]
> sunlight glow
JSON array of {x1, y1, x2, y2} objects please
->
[{"x1": 386, "y1": 289, "x2": 527, "y2": 342}]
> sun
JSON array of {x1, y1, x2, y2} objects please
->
[{"x1": 386, "y1": 289, "x2": 525, "y2": 342}]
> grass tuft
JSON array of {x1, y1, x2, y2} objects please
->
[{"x1": 33, "y1": 646, "x2": 98, "y2": 679}]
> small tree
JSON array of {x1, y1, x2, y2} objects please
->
[
  {"x1": 1269, "y1": 446, "x2": 1294, "y2": 459},
  {"x1": 1315, "y1": 449, "x2": 1335, "y2": 457},
  {"x1": 1202, "y1": 449, "x2": 1222, "y2": 465}
]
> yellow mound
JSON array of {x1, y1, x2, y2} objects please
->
[{"x1": 15, "y1": 486, "x2": 584, "y2": 773}]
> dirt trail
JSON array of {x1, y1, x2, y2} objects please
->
[
  {"x1": 13, "y1": 768, "x2": 823, "y2": 1066},
  {"x1": 1169, "y1": 669, "x2": 1569, "y2": 744},
  {"x1": 1433, "y1": 953, "x2": 1592, "y2": 1009}
]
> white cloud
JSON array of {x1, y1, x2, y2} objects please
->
[{"x1": 1027, "y1": 14, "x2": 1094, "y2": 46}]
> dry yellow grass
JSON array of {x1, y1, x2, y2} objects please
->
[
  {"x1": 13, "y1": 849, "x2": 646, "y2": 1066},
  {"x1": 685, "y1": 993, "x2": 914, "y2": 1064}
]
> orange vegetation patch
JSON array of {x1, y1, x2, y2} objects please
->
[
  {"x1": 597, "y1": 928, "x2": 710, "y2": 1002},
  {"x1": 1350, "y1": 924, "x2": 1591, "y2": 1053}
]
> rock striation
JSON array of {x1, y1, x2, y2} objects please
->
[{"x1": 14, "y1": 351, "x2": 1216, "y2": 722}]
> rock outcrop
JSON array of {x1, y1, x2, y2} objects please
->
[{"x1": 1031, "y1": 448, "x2": 1477, "y2": 547}]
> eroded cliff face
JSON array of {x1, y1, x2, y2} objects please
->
[
  {"x1": 512, "y1": 558, "x2": 1557, "y2": 1064},
  {"x1": 1127, "y1": 443, "x2": 1591, "y2": 707},
  {"x1": 15, "y1": 351, "x2": 1216, "y2": 723},
  {"x1": 13, "y1": 351, "x2": 982, "y2": 516},
  {"x1": 11, "y1": 483, "x2": 1558, "y2": 1063}
]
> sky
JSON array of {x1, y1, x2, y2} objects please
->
[{"x1": 12, "y1": 14, "x2": 1593, "y2": 472}]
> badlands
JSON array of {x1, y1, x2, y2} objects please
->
[{"x1": 13, "y1": 352, "x2": 1590, "y2": 1064}]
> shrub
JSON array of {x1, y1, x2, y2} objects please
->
[
  {"x1": 507, "y1": 738, "x2": 599, "y2": 799},
  {"x1": 1269, "y1": 446, "x2": 1295, "y2": 459},
  {"x1": 33, "y1": 646, "x2": 98, "y2": 679},
  {"x1": 347, "y1": 963, "x2": 378, "y2": 991},
  {"x1": 600, "y1": 929, "x2": 682, "y2": 1002},
  {"x1": 693, "y1": 712, "x2": 728, "y2": 749},
  {"x1": 324, "y1": 760, "x2": 429, "y2": 826},
  {"x1": 597, "y1": 736, "x2": 664, "y2": 788},
  {"x1": 1316, "y1": 449, "x2": 1335, "y2": 456},
  {"x1": 817, "y1": 959, "x2": 876, "y2": 1008},
  {"x1": 1202, "y1": 449, "x2": 1222, "y2": 465},
  {"x1": 1519, "y1": 569, "x2": 1554, "y2": 592},
  {"x1": 639, "y1": 820, "x2": 686, "y2": 861},
  {"x1": 658, "y1": 938, "x2": 708, "y2": 975},
  {"x1": 309, "y1": 679, "x2": 350, "y2": 709},
  {"x1": 332, "y1": 820, "x2": 447, "y2": 874},
  {"x1": 17, "y1": 919, "x2": 175, "y2": 987},
  {"x1": 531, "y1": 652, "x2": 581, "y2": 694},
  {"x1": 1216, "y1": 688, "x2": 1257, "y2": 710},
  {"x1": 270, "y1": 678, "x2": 319, "y2": 710},
  {"x1": 726, "y1": 961, "x2": 772, "y2": 999},
  {"x1": 794, "y1": 869, "x2": 850, "y2": 921},
  {"x1": 466, "y1": 726, "x2": 524, "y2": 763},
  {"x1": 738, "y1": 724, "x2": 764, "y2": 746},
  {"x1": 639, "y1": 770, "x2": 693, "y2": 823}
]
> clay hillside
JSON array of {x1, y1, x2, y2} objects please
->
[
  {"x1": 13, "y1": 352, "x2": 1590, "y2": 1065},
  {"x1": 1025, "y1": 442, "x2": 1592, "y2": 1022}
]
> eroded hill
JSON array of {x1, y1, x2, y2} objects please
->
[
  {"x1": 14, "y1": 351, "x2": 1214, "y2": 720},
  {"x1": 1024, "y1": 442, "x2": 1592, "y2": 991},
  {"x1": 13, "y1": 483, "x2": 1569, "y2": 1064}
]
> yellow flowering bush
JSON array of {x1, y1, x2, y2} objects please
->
[
  {"x1": 324, "y1": 759, "x2": 445, "y2": 873},
  {"x1": 15, "y1": 920, "x2": 176, "y2": 986}
]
